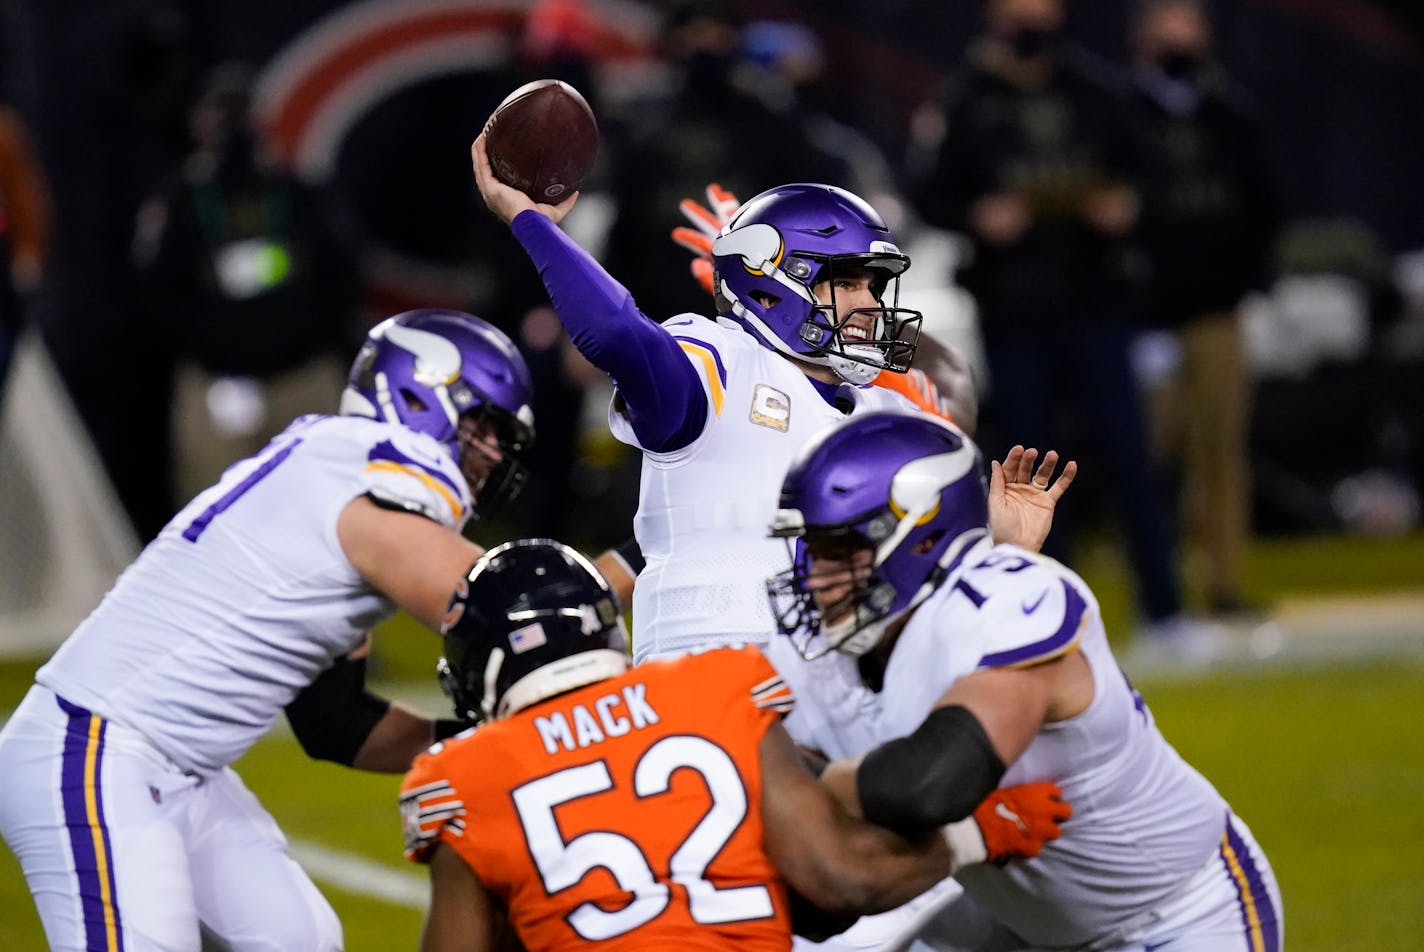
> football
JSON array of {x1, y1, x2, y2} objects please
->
[{"x1": 483, "y1": 79, "x2": 599, "y2": 203}]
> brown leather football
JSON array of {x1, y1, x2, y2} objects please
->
[{"x1": 483, "y1": 79, "x2": 598, "y2": 203}]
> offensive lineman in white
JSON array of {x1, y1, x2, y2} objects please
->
[
  {"x1": 0, "y1": 310, "x2": 537, "y2": 951},
  {"x1": 767, "y1": 410, "x2": 1283, "y2": 951}
]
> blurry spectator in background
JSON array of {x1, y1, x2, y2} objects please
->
[
  {"x1": 1128, "y1": 0, "x2": 1281, "y2": 617},
  {"x1": 133, "y1": 62, "x2": 362, "y2": 509},
  {"x1": 739, "y1": 19, "x2": 903, "y2": 220},
  {"x1": 601, "y1": 0, "x2": 849, "y2": 323},
  {"x1": 912, "y1": 0, "x2": 1205, "y2": 649},
  {"x1": 503, "y1": 0, "x2": 629, "y2": 547},
  {"x1": 0, "y1": 98, "x2": 52, "y2": 398}
]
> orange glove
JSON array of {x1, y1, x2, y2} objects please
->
[
  {"x1": 874, "y1": 366, "x2": 954, "y2": 422},
  {"x1": 670, "y1": 183, "x2": 741, "y2": 297},
  {"x1": 942, "y1": 782, "x2": 1071, "y2": 871}
]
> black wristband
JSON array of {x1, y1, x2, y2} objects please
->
[
  {"x1": 285, "y1": 655, "x2": 392, "y2": 766},
  {"x1": 856, "y1": 704, "x2": 1005, "y2": 835},
  {"x1": 434, "y1": 718, "x2": 473, "y2": 741},
  {"x1": 612, "y1": 536, "x2": 646, "y2": 575}
]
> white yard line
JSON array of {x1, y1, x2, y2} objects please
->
[{"x1": 288, "y1": 838, "x2": 428, "y2": 909}]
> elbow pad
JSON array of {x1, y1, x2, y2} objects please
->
[
  {"x1": 285, "y1": 655, "x2": 391, "y2": 766},
  {"x1": 856, "y1": 704, "x2": 1006, "y2": 836}
]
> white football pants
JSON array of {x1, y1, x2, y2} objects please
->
[{"x1": 0, "y1": 685, "x2": 342, "y2": 952}]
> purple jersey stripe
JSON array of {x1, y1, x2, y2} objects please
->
[
  {"x1": 57, "y1": 697, "x2": 124, "y2": 951},
  {"x1": 368, "y1": 439, "x2": 463, "y2": 499},
  {"x1": 978, "y1": 579, "x2": 1087, "y2": 668},
  {"x1": 670, "y1": 335, "x2": 729, "y2": 389},
  {"x1": 1223, "y1": 815, "x2": 1280, "y2": 952},
  {"x1": 182, "y1": 438, "x2": 303, "y2": 542}
]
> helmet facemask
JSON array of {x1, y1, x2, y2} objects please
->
[
  {"x1": 711, "y1": 184, "x2": 922, "y2": 384},
  {"x1": 766, "y1": 412, "x2": 994, "y2": 661},
  {"x1": 767, "y1": 528, "x2": 905, "y2": 661},
  {"x1": 796, "y1": 256, "x2": 921, "y2": 384},
  {"x1": 340, "y1": 310, "x2": 536, "y2": 520},
  {"x1": 455, "y1": 403, "x2": 534, "y2": 518}
]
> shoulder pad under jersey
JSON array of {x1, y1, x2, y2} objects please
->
[
  {"x1": 951, "y1": 547, "x2": 1091, "y2": 670},
  {"x1": 354, "y1": 423, "x2": 473, "y2": 529}
]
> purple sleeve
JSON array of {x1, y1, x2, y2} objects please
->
[{"x1": 510, "y1": 210, "x2": 708, "y2": 452}]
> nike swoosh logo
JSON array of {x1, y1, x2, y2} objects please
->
[
  {"x1": 664, "y1": 318, "x2": 695, "y2": 327},
  {"x1": 1021, "y1": 589, "x2": 1049, "y2": 614},
  {"x1": 994, "y1": 802, "x2": 1026, "y2": 831}
]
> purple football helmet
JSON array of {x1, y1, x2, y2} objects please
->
[
  {"x1": 339, "y1": 309, "x2": 535, "y2": 516},
  {"x1": 767, "y1": 411, "x2": 990, "y2": 659},
  {"x1": 711, "y1": 183, "x2": 921, "y2": 384}
]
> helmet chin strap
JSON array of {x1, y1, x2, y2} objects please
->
[
  {"x1": 827, "y1": 344, "x2": 885, "y2": 385},
  {"x1": 823, "y1": 603, "x2": 906, "y2": 658}
]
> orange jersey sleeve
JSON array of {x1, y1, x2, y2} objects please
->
[{"x1": 400, "y1": 645, "x2": 797, "y2": 952}]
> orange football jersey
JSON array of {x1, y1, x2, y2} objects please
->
[{"x1": 401, "y1": 645, "x2": 798, "y2": 951}]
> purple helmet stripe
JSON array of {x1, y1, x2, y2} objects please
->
[
  {"x1": 57, "y1": 696, "x2": 124, "y2": 952},
  {"x1": 1222, "y1": 814, "x2": 1281, "y2": 952},
  {"x1": 978, "y1": 580, "x2": 1087, "y2": 669},
  {"x1": 368, "y1": 440, "x2": 464, "y2": 499}
]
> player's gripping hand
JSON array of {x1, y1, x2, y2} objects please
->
[
  {"x1": 670, "y1": 182, "x2": 741, "y2": 297},
  {"x1": 942, "y1": 782, "x2": 1071, "y2": 872}
]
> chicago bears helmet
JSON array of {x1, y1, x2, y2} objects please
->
[
  {"x1": 438, "y1": 539, "x2": 628, "y2": 722},
  {"x1": 767, "y1": 411, "x2": 990, "y2": 659},
  {"x1": 339, "y1": 309, "x2": 535, "y2": 516},
  {"x1": 711, "y1": 183, "x2": 921, "y2": 384}
]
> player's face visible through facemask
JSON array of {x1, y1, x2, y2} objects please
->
[
  {"x1": 456, "y1": 412, "x2": 506, "y2": 495},
  {"x1": 803, "y1": 539, "x2": 876, "y2": 630},
  {"x1": 813, "y1": 265, "x2": 888, "y2": 351}
]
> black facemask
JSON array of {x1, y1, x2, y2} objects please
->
[
  {"x1": 1008, "y1": 25, "x2": 1059, "y2": 60},
  {"x1": 1157, "y1": 50, "x2": 1205, "y2": 81}
]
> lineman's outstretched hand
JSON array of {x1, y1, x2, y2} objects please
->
[
  {"x1": 989, "y1": 445, "x2": 1077, "y2": 553},
  {"x1": 670, "y1": 182, "x2": 741, "y2": 296},
  {"x1": 471, "y1": 133, "x2": 578, "y2": 226}
]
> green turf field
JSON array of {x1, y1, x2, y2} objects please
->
[{"x1": 3, "y1": 532, "x2": 1422, "y2": 950}]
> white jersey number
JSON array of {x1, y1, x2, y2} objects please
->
[{"x1": 511, "y1": 735, "x2": 774, "y2": 940}]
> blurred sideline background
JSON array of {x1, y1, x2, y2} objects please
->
[{"x1": 1, "y1": 0, "x2": 1422, "y2": 948}]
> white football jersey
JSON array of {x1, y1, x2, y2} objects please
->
[
  {"x1": 36, "y1": 414, "x2": 472, "y2": 775},
  {"x1": 609, "y1": 316, "x2": 919, "y2": 664},
  {"x1": 856, "y1": 540, "x2": 1229, "y2": 947}
]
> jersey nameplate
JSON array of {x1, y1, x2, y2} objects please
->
[
  {"x1": 749, "y1": 384, "x2": 791, "y2": 432},
  {"x1": 533, "y1": 683, "x2": 661, "y2": 754}
]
